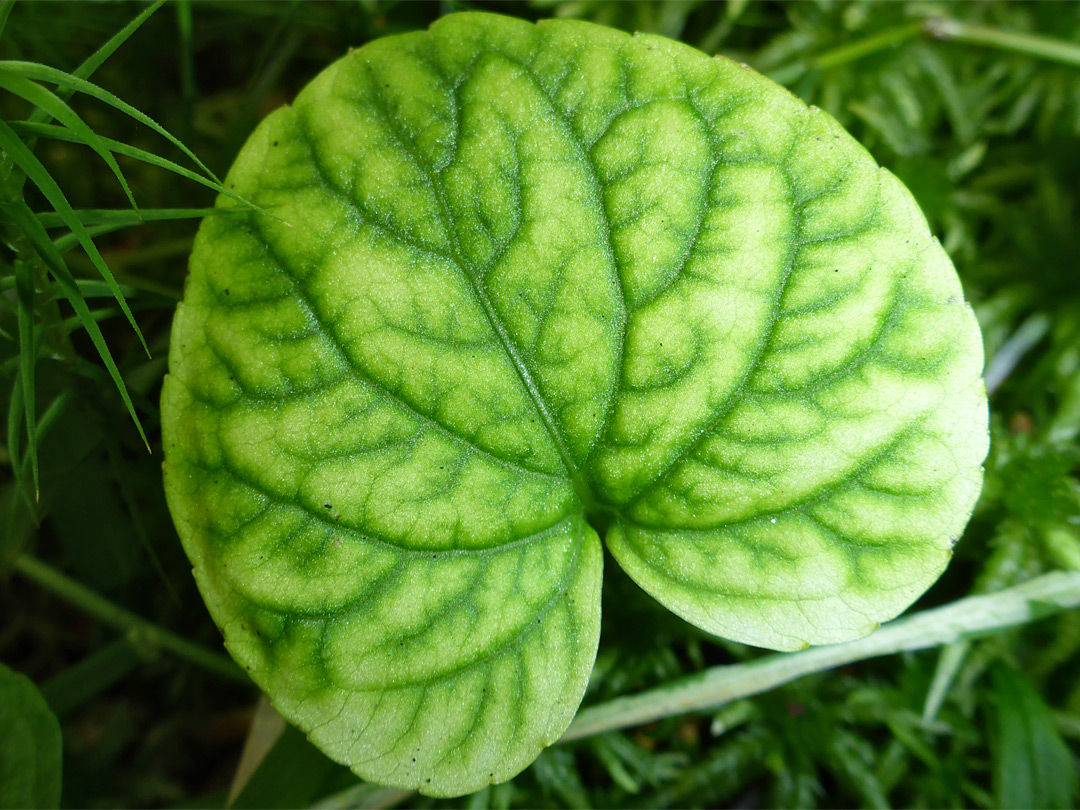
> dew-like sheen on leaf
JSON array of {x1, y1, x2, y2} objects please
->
[{"x1": 162, "y1": 12, "x2": 988, "y2": 797}]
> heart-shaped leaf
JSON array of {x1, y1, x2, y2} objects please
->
[{"x1": 162, "y1": 12, "x2": 987, "y2": 796}]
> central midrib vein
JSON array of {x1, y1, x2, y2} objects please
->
[{"x1": 365, "y1": 80, "x2": 594, "y2": 509}]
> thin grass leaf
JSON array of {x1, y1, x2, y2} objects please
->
[
  {"x1": 50, "y1": 298, "x2": 172, "y2": 336},
  {"x1": 17, "y1": 0, "x2": 165, "y2": 174},
  {"x1": 0, "y1": 0, "x2": 14, "y2": 41},
  {"x1": 38, "y1": 207, "x2": 219, "y2": 229},
  {"x1": 53, "y1": 224, "x2": 145, "y2": 256},
  {"x1": 10, "y1": 390, "x2": 73, "y2": 510},
  {"x1": 14, "y1": 259, "x2": 38, "y2": 499},
  {"x1": 67, "y1": 1, "x2": 166, "y2": 85},
  {"x1": 0, "y1": 119, "x2": 148, "y2": 355},
  {"x1": 0, "y1": 197, "x2": 149, "y2": 451},
  {"x1": 11, "y1": 121, "x2": 267, "y2": 216},
  {"x1": 5, "y1": 373, "x2": 35, "y2": 514},
  {"x1": 104, "y1": 433, "x2": 180, "y2": 605},
  {"x1": 175, "y1": 0, "x2": 195, "y2": 140},
  {"x1": 59, "y1": 279, "x2": 175, "y2": 303},
  {"x1": 23, "y1": 0, "x2": 166, "y2": 126},
  {"x1": 2, "y1": 61, "x2": 220, "y2": 182},
  {"x1": 0, "y1": 71, "x2": 139, "y2": 211},
  {"x1": 66, "y1": 353, "x2": 160, "y2": 424}
]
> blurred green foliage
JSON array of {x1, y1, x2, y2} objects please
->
[{"x1": 1, "y1": 1, "x2": 1079, "y2": 807}]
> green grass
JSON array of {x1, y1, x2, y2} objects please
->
[{"x1": 1, "y1": 1, "x2": 1079, "y2": 807}]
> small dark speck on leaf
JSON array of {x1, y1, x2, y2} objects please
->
[
  {"x1": 229, "y1": 183, "x2": 235, "y2": 189},
  {"x1": 272, "y1": 140, "x2": 279, "y2": 146},
  {"x1": 224, "y1": 288, "x2": 230, "y2": 295}
]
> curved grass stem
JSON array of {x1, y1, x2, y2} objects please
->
[
  {"x1": 563, "y1": 571, "x2": 1080, "y2": 741},
  {"x1": 926, "y1": 17, "x2": 1080, "y2": 70},
  {"x1": 13, "y1": 553, "x2": 250, "y2": 685},
  {"x1": 813, "y1": 17, "x2": 1080, "y2": 71}
]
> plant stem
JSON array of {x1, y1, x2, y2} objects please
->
[
  {"x1": 812, "y1": 18, "x2": 1080, "y2": 71},
  {"x1": 926, "y1": 17, "x2": 1080, "y2": 70},
  {"x1": 813, "y1": 21, "x2": 925, "y2": 70},
  {"x1": 12, "y1": 553, "x2": 250, "y2": 685},
  {"x1": 562, "y1": 571, "x2": 1080, "y2": 741}
]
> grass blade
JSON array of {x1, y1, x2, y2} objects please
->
[
  {"x1": 68, "y1": 0, "x2": 166, "y2": 85},
  {"x1": 39, "y1": 639, "x2": 142, "y2": 718},
  {"x1": 14, "y1": 259, "x2": 38, "y2": 499},
  {"x1": 3, "y1": 61, "x2": 220, "y2": 182},
  {"x1": 0, "y1": 118, "x2": 148, "y2": 354},
  {"x1": 5, "y1": 373, "x2": 35, "y2": 514},
  {"x1": 11, "y1": 121, "x2": 266, "y2": 216},
  {"x1": 12, "y1": 554, "x2": 249, "y2": 684},
  {"x1": 0, "y1": 197, "x2": 149, "y2": 451},
  {"x1": 0, "y1": 0, "x2": 14, "y2": 41},
  {"x1": 38, "y1": 207, "x2": 220, "y2": 229},
  {"x1": 6, "y1": 390, "x2": 74, "y2": 519},
  {"x1": 563, "y1": 572, "x2": 1080, "y2": 742},
  {"x1": 0, "y1": 70, "x2": 138, "y2": 211}
]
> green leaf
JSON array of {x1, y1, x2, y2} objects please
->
[
  {"x1": 991, "y1": 662, "x2": 1079, "y2": 810},
  {"x1": 0, "y1": 662, "x2": 62, "y2": 809},
  {"x1": 161, "y1": 13, "x2": 988, "y2": 797}
]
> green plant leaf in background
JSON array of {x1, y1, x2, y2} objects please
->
[
  {"x1": 991, "y1": 661, "x2": 1079, "y2": 810},
  {"x1": 161, "y1": 12, "x2": 988, "y2": 797},
  {"x1": 0, "y1": 662, "x2": 62, "y2": 809}
]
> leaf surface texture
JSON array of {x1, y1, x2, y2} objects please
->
[{"x1": 162, "y1": 12, "x2": 987, "y2": 796}]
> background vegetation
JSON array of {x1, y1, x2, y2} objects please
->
[{"x1": 1, "y1": 1, "x2": 1079, "y2": 807}]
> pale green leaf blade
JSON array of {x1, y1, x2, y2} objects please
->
[
  {"x1": 161, "y1": 11, "x2": 987, "y2": 797},
  {"x1": 582, "y1": 32, "x2": 987, "y2": 650},
  {"x1": 0, "y1": 662, "x2": 63, "y2": 809}
]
